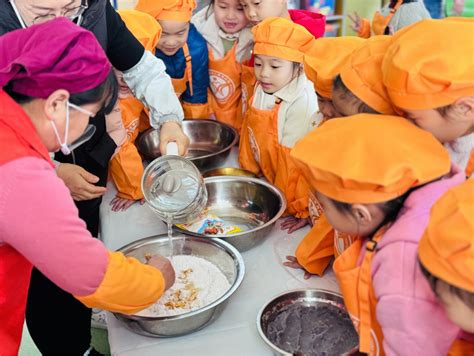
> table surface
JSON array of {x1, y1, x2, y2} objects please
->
[{"x1": 99, "y1": 148, "x2": 339, "y2": 356}]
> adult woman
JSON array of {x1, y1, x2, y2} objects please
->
[
  {"x1": 0, "y1": 19, "x2": 175, "y2": 356},
  {"x1": 0, "y1": 1, "x2": 189, "y2": 353}
]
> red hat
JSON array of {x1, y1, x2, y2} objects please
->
[{"x1": 0, "y1": 18, "x2": 111, "y2": 98}]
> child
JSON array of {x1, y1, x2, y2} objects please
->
[
  {"x1": 239, "y1": 17, "x2": 317, "y2": 221},
  {"x1": 239, "y1": 0, "x2": 326, "y2": 117},
  {"x1": 108, "y1": 10, "x2": 162, "y2": 211},
  {"x1": 192, "y1": 0, "x2": 253, "y2": 131},
  {"x1": 382, "y1": 18, "x2": 474, "y2": 176},
  {"x1": 418, "y1": 180, "x2": 474, "y2": 355},
  {"x1": 304, "y1": 36, "x2": 365, "y2": 121},
  {"x1": 349, "y1": 0, "x2": 430, "y2": 37},
  {"x1": 331, "y1": 35, "x2": 395, "y2": 116},
  {"x1": 291, "y1": 114, "x2": 465, "y2": 355},
  {"x1": 135, "y1": 0, "x2": 210, "y2": 119}
]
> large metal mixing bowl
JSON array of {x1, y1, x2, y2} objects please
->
[
  {"x1": 175, "y1": 176, "x2": 287, "y2": 252},
  {"x1": 257, "y1": 289, "x2": 359, "y2": 356},
  {"x1": 113, "y1": 234, "x2": 245, "y2": 337},
  {"x1": 137, "y1": 120, "x2": 238, "y2": 172}
]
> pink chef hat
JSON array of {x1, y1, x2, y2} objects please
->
[{"x1": 0, "y1": 18, "x2": 111, "y2": 98}]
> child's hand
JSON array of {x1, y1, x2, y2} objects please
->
[
  {"x1": 348, "y1": 12, "x2": 363, "y2": 33},
  {"x1": 110, "y1": 196, "x2": 145, "y2": 212},
  {"x1": 146, "y1": 255, "x2": 176, "y2": 291},
  {"x1": 452, "y1": 0, "x2": 465, "y2": 15},
  {"x1": 281, "y1": 216, "x2": 310, "y2": 234},
  {"x1": 283, "y1": 256, "x2": 314, "y2": 280},
  {"x1": 159, "y1": 121, "x2": 190, "y2": 156}
]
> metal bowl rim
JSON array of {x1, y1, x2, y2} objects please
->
[
  {"x1": 174, "y1": 176, "x2": 287, "y2": 238},
  {"x1": 114, "y1": 234, "x2": 245, "y2": 322},
  {"x1": 138, "y1": 120, "x2": 239, "y2": 162},
  {"x1": 202, "y1": 167, "x2": 257, "y2": 178},
  {"x1": 256, "y1": 288, "x2": 345, "y2": 356}
]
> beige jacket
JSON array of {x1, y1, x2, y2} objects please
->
[{"x1": 252, "y1": 73, "x2": 318, "y2": 148}]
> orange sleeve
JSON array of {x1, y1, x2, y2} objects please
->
[
  {"x1": 75, "y1": 251, "x2": 165, "y2": 314},
  {"x1": 182, "y1": 102, "x2": 210, "y2": 119},
  {"x1": 109, "y1": 98, "x2": 146, "y2": 200},
  {"x1": 295, "y1": 215, "x2": 335, "y2": 276},
  {"x1": 358, "y1": 18, "x2": 371, "y2": 39}
]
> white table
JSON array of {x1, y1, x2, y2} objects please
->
[{"x1": 99, "y1": 148, "x2": 339, "y2": 355}]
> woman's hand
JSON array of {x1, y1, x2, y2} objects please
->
[
  {"x1": 110, "y1": 195, "x2": 145, "y2": 212},
  {"x1": 147, "y1": 255, "x2": 176, "y2": 291},
  {"x1": 281, "y1": 216, "x2": 310, "y2": 234},
  {"x1": 159, "y1": 121, "x2": 190, "y2": 156},
  {"x1": 283, "y1": 256, "x2": 314, "y2": 280},
  {"x1": 57, "y1": 163, "x2": 106, "y2": 201}
]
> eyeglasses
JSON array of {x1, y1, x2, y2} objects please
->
[{"x1": 10, "y1": 0, "x2": 88, "y2": 28}]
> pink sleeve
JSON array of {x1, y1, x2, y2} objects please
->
[
  {"x1": 0, "y1": 157, "x2": 108, "y2": 296},
  {"x1": 376, "y1": 295, "x2": 459, "y2": 356}
]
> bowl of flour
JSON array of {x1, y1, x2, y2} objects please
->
[{"x1": 113, "y1": 234, "x2": 245, "y2": 337}]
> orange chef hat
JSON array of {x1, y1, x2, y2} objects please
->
[
  {"x1": 135, "y1": 0, "x2": 196, "y2": 22},
  {"x1": 290, "y1": 114, "x2": 451, "y2": 204},
  {"x1": 418, "y1": 179, "x2": 474, "y2": 292},
  {"x1": 382, "y1": 18, "x2": 474, "y2": 110},
  {"x1": 304, "y1": 36, "x2": 365, "y2": 98},
  {"x1": 118, "y1": 10, "x2": 162, "y2": 51},
  {"x1": 340, "y1": 36, "x2": 395, "y2": 115},
  {"x1": 252, "y1": 17, "x2": 316, "y2": 63}
]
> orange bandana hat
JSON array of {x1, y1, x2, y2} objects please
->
[
  {"x1": 304, "y1": 36, "x2": 365, "y2": 98},
  {"x1": 118, "y1": 10, "x2": 162, "y2": 51},
  {"x1": 252, "y1": 17, "x2": 316, "y2": 63},
  {"x1": 290, "y1": 114, "x2": 451, "y2": 204},
  {"x1": 382, "y1": 18, "x2": 474, "y2": 110},
  {"x1": 419, "y1": 179, "x2": 474, "y2": 292},
  {"x1": 340, "y1": 35, "x2": 395, "y2": 115},
  {"x1": 135, "y1": 0, "x2": 196, "y2": 22}
]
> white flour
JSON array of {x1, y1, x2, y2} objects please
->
[{"x1": 136, "y1": 255, "x2": 231, "y2": 317}]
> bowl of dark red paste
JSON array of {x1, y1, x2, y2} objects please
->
[{"x1": 257, "y1": 289, "x2": 359, "y2": 356}]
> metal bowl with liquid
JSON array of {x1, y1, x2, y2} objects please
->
[
  {"x1": 175, "y1": 176, "x2": 286, "y2": 252},
  {"x1": 137, "y1": 120, "x2": 238, "y2": 172}
]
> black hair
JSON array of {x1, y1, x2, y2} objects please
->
[
  {"x1": 419, "y1": 261, "x2": 474, "y2": 309},
  {"x1": 206, "y1": 0, "x2": 215, "y2": 19},
  {"x1": 332, "y1": 74, "x2": 380, "y2": 114},
  {"x1": 390, "y1": 0, "x2": 418, "y2": 7},
  {"x1": 4, "y1": 70, "x2": 118, "y2": 116},
  {"x1": 331, "y1": 189, "x2": 411, "y2": 229}
]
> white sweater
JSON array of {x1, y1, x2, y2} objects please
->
[
  {"x1": 445, "y1": 131, "x2": 474, "y2": 174},
  {"x1": 251, "y1": 73, "x2": 318, "y2": 148}
]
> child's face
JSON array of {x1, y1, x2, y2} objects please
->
[
  {"x1": 403, "y1": 106, "x2": 473, "y2": 144},
  {"x1": 332, "y1": 86, "x2": 367, "y2": 117},
  {"x1": 214, "y1": 0, "x2": 248, "y2": 34},
  {"x1": 254, "y1": 55, "x2": 297, "y2": 94},
  {"x1": 315, "y1": 190, "x2": 386, "y2": 238},
  {"x1": 317, "y1": 94, "x2": 342, "y2": 120},
  {"x1": 436, "y1": 280, "x2": 474, "y2": 333},
  {"x1": 239, "y1": 0, "x2": 287, "y2": 26},
  {"x1": 157, "y1": 20, "x2": 190, "y2": 56},
  {"x1": 113, "y1": 68, "x2": 132, "y2": 99}
]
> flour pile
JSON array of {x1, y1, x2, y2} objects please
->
[{"x1": 136, "y1": 255, "x2": 231, "y2": 317}]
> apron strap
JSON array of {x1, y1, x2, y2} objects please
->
[
  {"x1": 385, "y1": 0, "x2": 404, "y2": 28},
  {"x1": 358, "y1": 224, "x2": 391, "y2": 353},
  {"x1": 183, "y1": 43, "x2": 193, "y2": 97}
]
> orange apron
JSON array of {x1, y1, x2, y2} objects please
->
[
  {"x1": 372, "y1": 0, "x2": 403, "y2": 35},
  {"x1": 208, "y1": 44, "x2": 243, "y2": 132},
  {"x1": 171, "y1": 43, "x2": 193, "y2": 98},
  {"x1": 466, "y1": 149, "x2": 474, "y2": 177},
  {"x1": 240, "y1": 59, "x2": 256, "y2": 118},
  {"x1": 239, "y1": 96, "x2": 281, "y2": 178},
  {"x1": 109, "y1": 97, "x2": 146, "y2": 200},
  {"x1": 448, "y1": 338, "x2": 474, "y2": 356},
  {"x1": 333, "y1": 229, "x2": 388, "y2": 356}
]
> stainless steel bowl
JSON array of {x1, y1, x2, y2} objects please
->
[
  {"x1": 257, "y1": 289, "x2": 359, "y2": 356},
  {"x1": 137, "y1": 120, "x2": 238, "y2": 172},
  {"x1": 175, "y1": 176, "x2": 286, "y2": 252},
  {"x1": 113, "y1": 234, "x2": 245, "y2": 337},
  {"x1": 203, "y1": 167, "x2": 257, "y2": 178}
]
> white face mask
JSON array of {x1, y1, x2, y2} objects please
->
[{"x1": 50, "y1": 101, "x2": 95, "y2": 155}]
